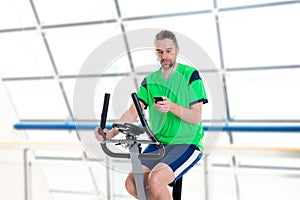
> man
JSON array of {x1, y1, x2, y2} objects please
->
[{"x1": 94, "y1": 30, "x2": 208, "y2": 199}]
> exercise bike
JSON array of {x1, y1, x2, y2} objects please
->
[{"x1": 98, "y1": 93, "x2": 183, "y2": 200}]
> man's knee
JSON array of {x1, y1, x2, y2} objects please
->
[
  {"x1": 125, "y1": 173, "x2": 136, "y2": 195},
  {"x1": 148, "y1": 172, "x2": 170, "y2": 189},
  {"x1": 148, "y1": 172, "x2": 166, "y2": 191}
]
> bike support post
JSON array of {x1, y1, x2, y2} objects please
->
[{"x1": 129, "y1": 138, "x2": 147, "y2": 200}]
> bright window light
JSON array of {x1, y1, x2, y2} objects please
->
[
  {"x1": 219, "y1": 4, "x2": 300, "y2": 68},
  {"x1": 118, "y1": 0, "x2": 213, "y2": 18},
  {"x1": 4, "y1": 79, "x2": 69, "y2": 120},
  {"x1": 44, "y1": 23, "x2": 125, "y2": 76},
  {"x1": 0, "y1": 0, "x2": 36, "y2": 29},
  {"x1": 124, "y1": 13, "x2": 221, "y2": 68},
  {"x1": 217, "y1": 0, "x2": 297, "y2": 8},
  {"x1": 0, "y1": 31, "x2": 54, "y2": 78},
  {"x1": 226, "y1": 68, "x2": 300, "y2": 120},
  {"x1": 33, "y1": 0, "x2": 118, "y2": 25}
]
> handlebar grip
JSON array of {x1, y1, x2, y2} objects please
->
[
  {"x1": 100, "y1": 93, "x2": 110, "y2": 129},
  {"x1": 98, "y1": 128, "x2": 106, "y2": 140},
  {"x1": 98, "y1": 93, "x2": 110, "y2": 140}
]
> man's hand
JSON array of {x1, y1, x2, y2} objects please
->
[
  {"x1": 154, "y1": 97, "x2": 203, "y2": 125},
  {"x1": 94, "y1": 127, "x2": 112, "y2": 141},
  {"x1": 153, "y1": 96, "x2": 173, "y2": 113}
]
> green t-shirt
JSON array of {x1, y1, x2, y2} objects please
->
[{"x1": 137, "y1": 63, "x2": 208, "y2": 152}]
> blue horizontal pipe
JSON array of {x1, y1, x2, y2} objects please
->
[
  {"x1": 13, "y1": 122, "x2": 300, "y2": 132},
  {"x1": 14, "y1": 122, "x2": 104, "y2": 130}
]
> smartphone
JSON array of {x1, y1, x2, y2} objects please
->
[{"x1": 154, "y1": 96, "x2": 164, "y2": 103}]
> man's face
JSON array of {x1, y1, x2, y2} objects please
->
[{"x1": 155, "y1": 39, "x2": 178, "y2": 69}]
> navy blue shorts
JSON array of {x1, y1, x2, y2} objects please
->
[{"x1": 141, "y1": 144, "x2": 202, "y2": 185}]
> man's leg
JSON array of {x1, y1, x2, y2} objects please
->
[
  {"x1": 125, "y1": 163, "x2": 174, "y2": 200},
  {"x1": 146, "y1": 144, "x2": 202, "y2": 199},
  {"x1": 147, "y1": 162, "x2": 175, "y2": 200},
  {"x1": 125, "y1": 165, "x2": 150, "y2": 199}
]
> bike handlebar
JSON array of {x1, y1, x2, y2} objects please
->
[{"x1": 98, "y1": 93, "x2": 165, "y2": 160}]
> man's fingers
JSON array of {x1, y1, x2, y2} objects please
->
[{"x1": 94, "y1": 127, "x2": 105, "y2": 141}]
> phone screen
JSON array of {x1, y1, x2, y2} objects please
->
[{"x1": 154, "y1": 97, "x2": 163, "y2": 103}]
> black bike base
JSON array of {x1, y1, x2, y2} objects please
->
[{"x1": 172, "y1": 177, "x2": 183, "y2": 200}]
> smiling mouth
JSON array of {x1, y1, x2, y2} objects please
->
[
  {"x1": 162, "y1": 61, "x2": 169, "y2": 66},
  {"x1": 161, "y1": 59, "x2": 171, "y2": 65}
]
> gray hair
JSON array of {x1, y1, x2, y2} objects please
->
[{"x1": 154, "y1": 30, "x2": 178, "y2": 47}]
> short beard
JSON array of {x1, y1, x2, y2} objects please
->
[{"x1": 160, "y1": 59, "x2": 174, "y2": 70}]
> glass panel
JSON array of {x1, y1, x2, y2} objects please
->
[
  {"x1": 63, "y1": 76, "x2": 136, "y2": 121},
  {"x1": 119, "y1": 0, "x2": 213, "y2": 18},
  {"x1": 239, "y1": 173, "x2": 300, "y2": 200},
  {"x1": 38, "y1": 160, "x2": 97, "y2": 193},
  {"x1": 33, "y1": 149, "x2": 84, "y2": 160},
  {"x1": 104, "y1": 53, "x2": 132, "y2": 74},
  {"x1": 27, "y1": 160, "x2": 108, "y2": 200},
  {"x1": 0, "y1": 150, "x2": 24, "y2": 199},
  {"x1": 209, "y1": 168, "x2": 237, "y2": 200},
  {"x1": 201, "y1": 74, "x2": 214, "y2": 122},
  {"x1": 0, "y1": 31, "x2": 54, "y2": 78},
  {"x1": 219, "y1": 4, "x2": 300, "y2": 68},
  {"x1": 26, "y1": 130, "x2": 83, "y2": 158},
  {"x1": 112, "y1": 165, "x2": 132, "y2": 199},
  {"x1": 217, "y1": 0, "x2": 297, "y2": 8},
  {"x1": 26, "y1": 130, "x2": 78, "y2": 142},
  {"x1": 216, "y1": 132, "x2": 231, "y2": 146},
  {"x1": 4, "y1": 79, "x2": 69, "y2": 120},
  {"x1": 0, "y1": 0, "x2": 36, "y2": 29},
  {"x1": 238, "y1": 155, "x2": 300, "y2": 170},
  {"x1": 131, "y1": 49, "x2": 158, "y2": 73},
  {"x1": 181, "y1": 164, "x2": 206, "y2": 199},
  {"x1": 45, "y1": 24, "x2": 127, "y2": 76},
  {"x1": 124, "y1": 13, "x2": 221, "y2": 68},
  {"x1": 94, "y1": 76, "x2": 137, "y2": 120},
  {"x1": 33, "y1": 0, "x2": 118, "y2": 25},
  {"x1": 232, "y1": 132, "x2": 300, "y2": 148},
  {"x1": 226, "y1": 68, "x2": 300, "y2": 120},
  {"x1": 61, "y1": 78, "x2": 82, "y2": 116},
  {"x1": 231, "y1": 127, "x2": 300, "y2": 170},
  {"x1": 51, "y1": 193, "x2": 95, "y2": 200},
  {"x1": 207, "y1": 132, "x2": 233, "y2": 165}
]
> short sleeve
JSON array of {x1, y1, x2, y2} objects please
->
[
  {"x1": 188, "y1": 70, "x2": 208, "y2": 106},
  {"x1": 136, "y1": 78, "x2": 149, "y2": 109}
]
